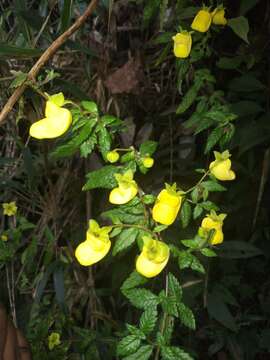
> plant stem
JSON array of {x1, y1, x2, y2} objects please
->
[
  {"x1": 184, "y1": 170, "x2": 210, "y2": 194},
  {"x1": 112, "y1": 223, "x2": 155, "y2": 237}
]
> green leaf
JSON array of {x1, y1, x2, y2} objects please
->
[
  {"x1": 201, "y1": 248, "x2": 217, "y2": 257},
  {"x1": 80, "y1": 134, "x2": 97, "y2": 158},
  {"x1": 178, "y1": 252, "x2": 205, "y2": 274},
  {"x1": 227, "y1": 16, "x2": 249, "y2": 43},
  {"x1": 240, "y1": 0, "x2": 260, "y2": 15},
  {"x1": 207, "y1": 291, "x2": 237, "y2": 331},
  {"x1": 139, "y1": 141, "x2": 158, "y2": 156},
  {"x1": 160, "y1": 291, "x2": 178, "y2": 317},
  {"x1": 81, "y1": 101, "x2": 98, "y2": 114},
  {"x1": 117, "y1": 335, "x2": 141, "y2": 357},
  {"x1": 204, "y1": 127, "x2": 224, "y2": 154},
  {"x1": 218, "y1": 241, "x2": 262, "y2": 259},
  {"x1": 98, "y1": 127, "x2": 111, "y2": 159},
  {"x1": 123, "y1": 288, "x2": 159, "y2": 309},
  {"x1": 9, "y1": 71, "x2": 28, "y2": 88},
  {"x1": 180, "y1": 201, "x2": 192, "y2": 229},
  {"x1": 83, "y1": 165, "x2": 119, "y2": 190},
  {"x1": 216, "y1": 56, "x2": 243, "y2": 70},
  {"x1": 142, "y1": 0, "x2": 160, "y2": 27},
  {"x1": 201, "y1": 181, "x2": 226, "y2": 192},
  {"x1": 61, "y1": 0, "x2": 73, "y2": 32},
  {"x1": 228, "y1": 74, "x2": 264, "y2": 92},
  {"x1": 153, "y1": 224, "x2": 168, "y2": 233},
  {"x1": 123, "y1": 345, "x2": 153, "y2": 360},
  {"x1": 142, "y1": 195, "x2": 156, "y2": 204},
  {"x1": 177, "y1": 303, "x2": 196, "y2": 330},
  {"x1": 193, "y1": 205, "x2": 203, "y2": 219},
  {"x1": 0, "y1": 43, "x2": 42, "y2": 58},
  {"x1": 126, "y1": 324, "x2": 146, "y2": 339},
  {"x1": 168, "y1": 273, "x2": 182, "y2": 300},
  {"x1": 161, "y1": 346, "x2": 194, "y2": 360},
  {"x1": 51, "y1": 120, "x2": 96, "y2": 158},
  {"x1": 101, "y1": 114, "x2": 121, "y2": 126},
  {"x1": 139, "y1": 307, "x2": 158, "y2": 335},
  {"x1": 121, "y1": 272, "x2": 148, "y2": 291},
  {"x1": 176, "y1": 82, "x2": 202, "y2": 114},
  {"x1": 112, "y1": 228, "x2": 138, "y2": 256}
]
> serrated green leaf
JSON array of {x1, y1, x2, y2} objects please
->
[
  {"x1": 83, "y1": 165, "x2": 119, "y2": 190},
  {"x1": 177, "y1": 303, "x2": 196, "y2": 330},
  {"x1": 139, "y1": 141, "x2": 158, "y2": 156},
  {"x1": 153, "y1": 224, "x2": 168, "y2": 233},
  {"x1": 168, "y1": 273, "x2": 182, "y2": 300},
  {"x1": 228, "y1": 16, "x2": 249, "y2": 44},
  {"x1": 178, "y1": 252, "x2": 205, "y2": 274},
  {"x1": 193, "y1": 205, "x2": 203, "y2": 219},
  {"x1": 101, "y1": 114, "x2": 121, "y2": 125},
  {"x1": 123, "y1": 288, "x2": 159, "y2": 309},
  {"x1": 112, "y1": 228, "x2": 138, "y2": 256},
  {"x1": 200, "y1": 248, "x2": 217, "y2": 257},
  {"x1": 204, "y1": 127, "x2": 224, "y2": 154},
  {"x1": 191, "y1": 187, "x2": 200, "y2": 203},
  {"x1": 201, "y1": 181, "x2": 226, "y2": 192},
  {"x1": 81, "y1": 100, "x2": 98, "y2": 114},
  {"x1": 98, "y1": 127, "x2": 111, "y2": 159},
  {"x1": 161, "y1": 346, "x2": 194, "y2": 360},
  {"x1": 123, "y1": 345, "x2": 153, "y2": 360},
  {"x1": 80, "y1": 134, "x2": 97, "y2": 158},
  {"x1": 9, "y1": 72, "x2": 28, "y2": 88},
  {"x1": 160, "y1": 293, "x2": 178, "y2": 317},
  {"x1": 200, "y1": 201, "x2": 219, "y2": 212},
  {"x1": 126, "y1": 324, "x2": 146, "y2": 339},
  {"x1": 117, "y1": 335, "x2": 141, "y2": 357},
  {"x1": 176, "y1": 82, "x2": 202, "y2": 114},
  {"x1": 180, "y1": 201, "x2": 192, "y2": 229},
  {"x1": 121, "y1": 271, "x2": 148, "y2": 291},
  {"x1": 139, "y1": 307, "x2": 158, "y2": 335}
]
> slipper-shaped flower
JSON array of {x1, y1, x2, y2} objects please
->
[
  {"x1": 209, "y1": 150, "x2": 236, "y2": 181},
  {"x1": 191, "y1": 7, "x2": 212, "y2": 33},
  {"x1": 136, "y1": 236, "x2": 170, "y2": 278},
  {"x1": 172, "y1": 31, "x2": 192, "y2": 58},
  {"x1": 199, "y1": 211, "x2": 227, "y2": 245},
  {"x1": 212, "y1": 6, "x2": 227, "y2": 26},
  {"x1": 109, "y1": 170, "x2": 138, "y2": 205},
  {"x1": 30, "y1": 93, "x2": 72, "y2": 139},
  {"x1": 75, "y1": 220, "x2": 112, "y2": 266}
]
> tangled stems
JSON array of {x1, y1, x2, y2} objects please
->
[{"x1": 112, "y1": 223, "x2": 156, "y2": 238}]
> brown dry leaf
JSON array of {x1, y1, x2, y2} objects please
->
[{"x1": 105, "y1": 57, "x2": 142, "y2": 94}]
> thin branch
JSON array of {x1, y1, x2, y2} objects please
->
[{"x1": 0, "y1": 0, "x2": 98, "y2": 125}]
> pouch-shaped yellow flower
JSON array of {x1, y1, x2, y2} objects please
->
[
  {"x1": 209, "y1": 150, "x2": 235, "y2": 181},
  {"x1": 152, "y1": 185, "x2": 182, "y2": 225},
  {"x1": 48, "y1": 332, "x2": 61, "y2": 351},
  {"x1": 200, "y1": 212, "x2": 226, "y2": 245},
  {"x1": 172, "y1": 31, "x2": 192, "y2": 58},
  {"x1": 136, "y1": 237, "x2": 169, "y2": 278},
  {"x1": 2, "y1": 201, "x2": 17, "y2": 216},
  {"x1": 107, "y1": 150, "x2": 120, "y2": 163},
  {"x1": 75, "y1": 220, "x2": 111, "y2": 266},
  {"x1": 212, "y1": 7, "x2": 227, "y2": 25},
  {"x1": 109, "y1": 170, "x2": 138, "y2": 205},
  {"x1": 191, "y1": 9, "x2": 212, "y2": 32},
  {"x1": 30, "y1": 94, "x2": 72, "y2": 139}
]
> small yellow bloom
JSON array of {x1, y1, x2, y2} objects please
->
[
  {"x1": 209, "y1": 150, "x2": 236, "y2": 181},
  {"x1": 191, "y1": 8, "x2": 212, "y2": 33},
  {"x1": 212, "y1": 6, "x2": 227, "y2": 25},
  {"x1": 1, "y1": 234, "x2": 8, "y2": 242},
  {"x1": 142, "y1": 156, "x2": 154, "y2": 168},
  {"x1": 2, "y1": 201, "x2": 17, "y2": 216},
  {"x1": 75, "y1": 220, "x2": 112, "y2": 266},
  {"x1": 172, "y1": 31, "x2": 192, "y2": 58},
  {"x1": 136, "y1": 236, "x2": 169, "y2": 278},
  {"x1": 48, "y1": 332, "x2": 61, "y2": 350},
  {"x1": 107, "y1": 150, "x2": 120, "y2": 163},
  {"x1": 200, "y1": 212, "x2": 227, "y2": 245},
  {"x1": 152, "y1": 185, "x2": 182, "y2": 225},
  {"x1": 109, "y1": 170, "x2": 138, "y2": 205},
  {"x1": 30, "y1": 93, "x2": 72, "y2": 139}
]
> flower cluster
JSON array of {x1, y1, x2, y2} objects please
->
[
  {"x1": 172, "y1": 4, "x2": 227, "y2": 58},
  {"x1": 75, "y1": 150, "x2": 235, "y2": 278},
  {"x1": 29, "y1": 92, "x2": 72, "y2": 139}
]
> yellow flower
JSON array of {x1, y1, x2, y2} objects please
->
[
  {"x1": 1, "y1": 234, "x2": 8, "y2": 242},
  {"x1": 152, "y1": 184, "x2": 182, "y2": 225},
  {"x1": 107, "y1": 150, "x2": 120, "y2": 163},
  {"x1": 191, "y1": 8, "x2": 212, "y2": 33},
  {"x1": 48, "y1": 332, "x2": 61, "y2": 350},
  {"x1": 109, "y1": 170, "x2": 138, "y2": 205},
  {"x1": 142, "y1": 156, "x2": 154, "y2": 168},
  {"x1": 75, "y1": 220, "x2": 112, "y2": 266},
  {"x1": 136, "y1": 236, "x2": 170, "y2": 278},
  {"x1": 209, "y1": 150, "x2": 236, "y2": 181},
  {"x1": 212, "y1": 6, "x2": 227, "y2": 25},
  {"x1": 29, "y1": 93, "x2": 72, "y2": 139},
  {"x1": 2, "y1": 201, "x2": 17, "y2": 216},
  {"x1": 172, "y1": 31, "x2": 192, "y2": 58},
  {"x1": 200, "y1": 212, "x2": 227, "y2": 245}
]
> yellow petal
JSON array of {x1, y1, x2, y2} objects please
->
[
  {"x1": 172, "y1": 32, "x2": 192, "y2": 58},
  {"x1": 201, "y1": 217, "x2": 224, "y2": 245},
  {"x1": 152, "y1": 202, "x2": 180, "y2": 225},
  {"x1": 157, "y1": 189, "x2": 181, "y2": 208},
  {"x1": 75, "y1": 239, "x2": 111, "y2": 266},
  {"x1": 191, "y1": 9, "x2": 212, "y2": 32},
  {"x1": 210, "y1": 159, "x2": 236, "y2": 181},
  {"x1": 109, "y1": 185, "x2": 137, "y2": 204},
  {"x1": 212, "y1": 9, "x2": 227, "y2": 25},
  {"x1": 136, "y1": 251, "x2": 169, "y2": 278}
]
